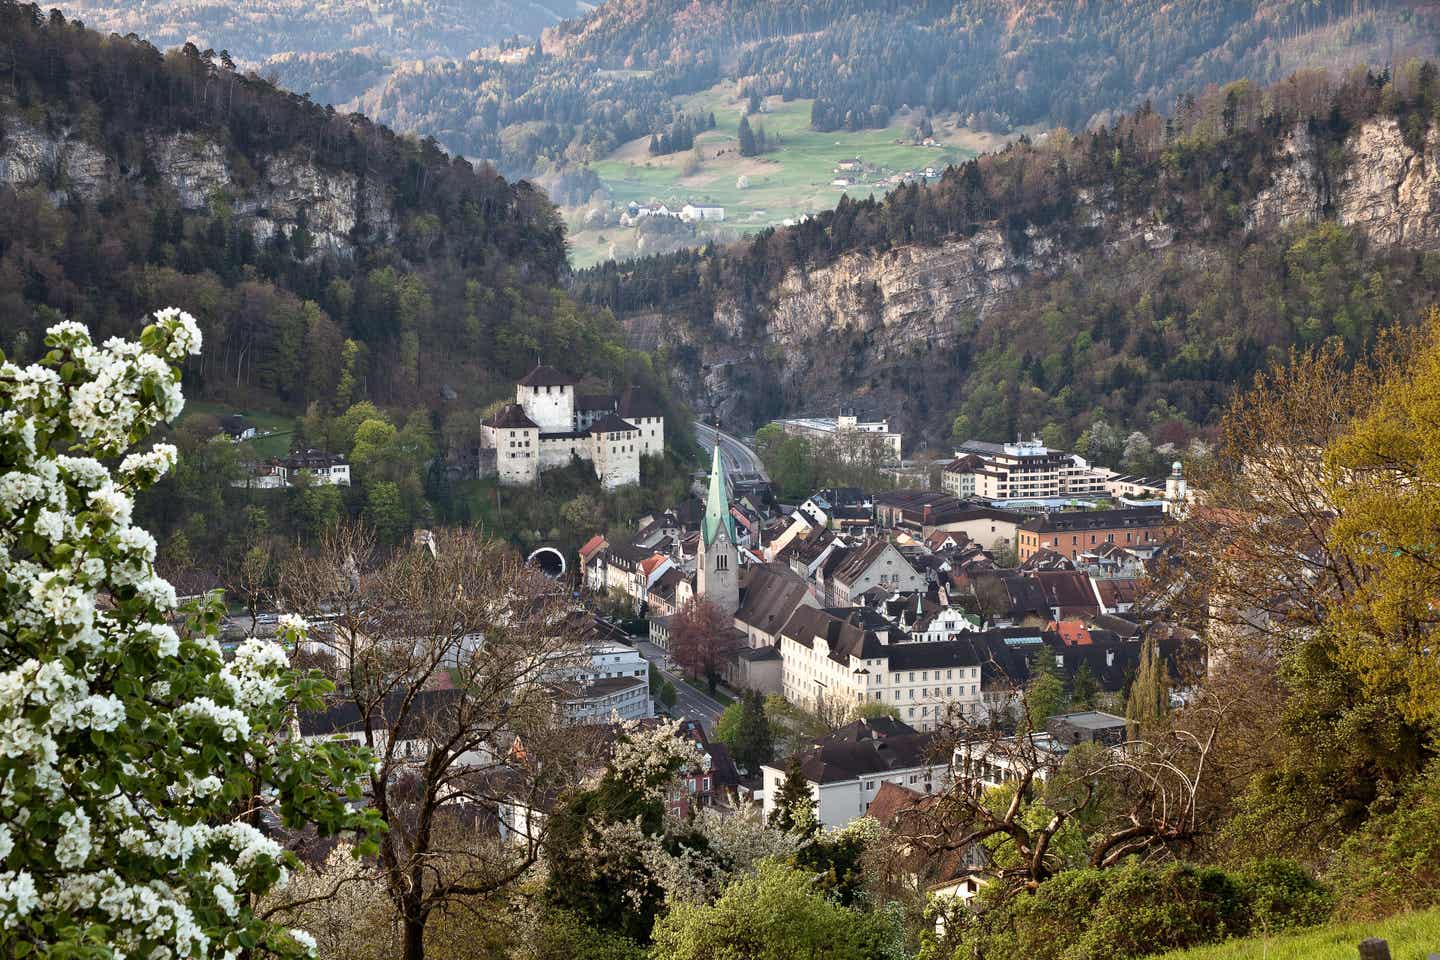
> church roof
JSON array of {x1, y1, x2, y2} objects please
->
[{"x1": 702, "y1": 446, "x2": 738, "y2": 548}]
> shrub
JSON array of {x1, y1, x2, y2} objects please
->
[
  {"x1": 1233, "y1": 859, "x2": 1333, "y2": 932},
  {"x1": 1327, "y1": 758, "x2": 1440, "y2": 919},
  {"x1": 1074, "y1": 863, "x2": 1251, "y2": 960}
]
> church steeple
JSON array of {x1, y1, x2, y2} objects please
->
[
  {"x1": 701, "y1": 446, "x2": 737, "y2": 548},
  {"x1": 697, "y1": 445, "x2": 740, "y2": 616}
]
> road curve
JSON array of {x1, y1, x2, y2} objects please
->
[{"x1": 694, "y1": 422, "x2": 769, "y2": 482}]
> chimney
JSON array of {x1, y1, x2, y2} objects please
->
[{"x1": 923, "y1": 504, "x2": 933, "y2": 525}]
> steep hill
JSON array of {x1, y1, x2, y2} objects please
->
[
  {"x1": 353, "y1": 0, "x2": 1436, "y2": 177},
  {"x1": 575, "y1": 65, "x2": 1440, "y2": 455},
  {"x1": 62, "y1": 0, "x2": 591, "y2": 69},
  {"x1": 0, "y1": 2, "x2": 656, "y2": 417}
]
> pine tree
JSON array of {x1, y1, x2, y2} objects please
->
[
  {"x1": 1125, "y1": 634, "x2": 1170, "y2": 739},
  {"x1": 769, "y1": 755, "x2": 817, "y2": 837},
  {"x1": 1025, "y1": 648, "x2": 1068, "y2": 730},
  {"x1": 735, "y1": 692, "x2": 774, "y2": 774},
  {"x1": 1071, "y1": 662, "x2": 1099, "y2": 710},
  {"x1": 648, "y1": 133, "x2": 661, "y2": 155},
  {"x1": 738, "y1": 115, "x2": 758, "y2": 157}
]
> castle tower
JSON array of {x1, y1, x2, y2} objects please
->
[
  {"x1": 516, "y1": 364, "x2": 577, "y2": 434},
  {"x1": 697, "y1": 446, "x2": 740, "y2": 616}
]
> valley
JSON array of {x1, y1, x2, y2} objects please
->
[{"x1": 562, "y1": 82, "x2": 1010, "y2": 266}]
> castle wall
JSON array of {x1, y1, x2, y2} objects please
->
[
  {"x1": 482, "y1": 424, "x2": 539, "y2": 485},
  {"x1": 592, "y1": 430, "x2": 641, "y2": 490},
  {"x1": 518, "y1": 384, "x2": 575, "y2": 434},
  {"x1": 628, "y1": 415, "x2": 666, "y2": 458},
  {"x1": 539, "y1": 435, "x2": 590, "y2": 470}
]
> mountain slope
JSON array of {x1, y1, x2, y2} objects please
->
[
  {"x1": 355, "y1": 0, "x2": 1436, "y2": 177},
  {"x1": 575, "y1": 65, "x2": 1440, "y2": 454},
  {"x1": 0, "y1": 2, "x2": 654, "y2": 416}
]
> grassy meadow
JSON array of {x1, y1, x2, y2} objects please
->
[
  {"x1": 567, "y1": 81, "x2": 1011, "y2": 267},
  {"x1": 1154, "y1": 909, "x2": 1440, "y2": 960}
]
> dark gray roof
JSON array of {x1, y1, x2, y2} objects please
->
[
  {"x1": 517, "y1": 364, "x2": 578, "y2": 387},
  {"x1": 576, "y1": 393, "x2": 617, "y2": 412},
  {"x1": 617, "y1": 386, "x2": 664, "y2": 420},
  {"x1": 588, "y1": 413, "x2": 640, "y2": 436},
  {"x1": 283, "y1": 449, "x2": 347, "y2": 470},
  {"x1": 1022, "y1": 508, "x2": 1171, "y2": 534},
  {"x1": 736, "y1": 565, "x2": 811, "y2": 634},
  {"x1": 300, "y1": 688, "x2": 462, "y2": 739},
  {"x1": 484, "y1": 404, "x2": 539, "y2": 430},
  {"x1": 794, "y1": 718, "x2": 937, "y2": 784}
]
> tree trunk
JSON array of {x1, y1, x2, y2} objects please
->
[{"x1": 401, "y1": 913, "x2": 425, "y2": 960}]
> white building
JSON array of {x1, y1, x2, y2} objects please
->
[
  {"x1": 777, "y1": 605, "x2": 995, "y2": 732},
  {"x1": 760, "y1": 717, "x2": 952, "y2": 827},
  {"x1": 277, "y1": 450, "x2": 351, "y2": 486},
  {"x1": 561, "y1": 639, "x2": 654, "y2": 723},
  {"x1": 479, "y1": 365, "x2": 666, "y2": 491},
  {"x1": 944, "y1": 438, "x2": 1106, "y2": 501},
  {"x1": 775, "y1": 408, "x2": 903, "y2": 464},
  {"x1": 680, "y1": 203, "x2": 725, "y2": 222}
]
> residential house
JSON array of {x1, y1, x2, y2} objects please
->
[
  {"x1": 761, "y1": 717, "x2": 950, "y2": 827},
  {"x1": 1017, "y1": 508, "x2": 1174, "y2": 562},
  {"x1": 830, "y1": 538, "x2": 926, "y2": 606}
]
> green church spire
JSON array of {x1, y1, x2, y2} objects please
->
[{"x1": 702, "y1": 445, "x2": 737, "y2": 547}]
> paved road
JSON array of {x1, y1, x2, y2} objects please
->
[
  {"x1": 694, "y1": 422, "x2": 769, "y2": 482},
  {"x1": 635, "y1": 638, "x2": 727, "y2": 731}
]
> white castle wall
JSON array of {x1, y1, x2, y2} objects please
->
[{"x1": 518, "y1": 384, "x2": 575, "y2": 434}]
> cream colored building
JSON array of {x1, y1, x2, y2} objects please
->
[{"x1": 480, "y1": 365, "x2": 665, "y2": 491}]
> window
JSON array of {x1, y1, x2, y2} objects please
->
[
  {"x1": 716, "y1": 554, "x2": 728, "y2": 572},
  {"x1": 947, "y1": 686, "x2": 953, "y2": 696},
  {"x1": 908, "y1": 707, "x2": 915, "y2": 717}
]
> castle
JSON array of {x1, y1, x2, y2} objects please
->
[{"x1": 479, "y1": 365, "x2": 666, "y2": 491}]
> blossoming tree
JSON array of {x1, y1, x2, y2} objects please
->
[{"x1": 0, "y1": 313, "x2": 378, "y2": 958}]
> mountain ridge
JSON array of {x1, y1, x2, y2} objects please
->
[{"x1": 576, "y1": 67, "x2": 1440, "y2": 452}]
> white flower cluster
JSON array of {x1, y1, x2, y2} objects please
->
[
  {"x1": 610, "y1": 717, "x2": 705, "y2": 799},
  {"x1": 0, "y1": 314, "x2": 336, "y2": 960}
]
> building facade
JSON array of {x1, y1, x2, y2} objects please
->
[
  {"x1": 1016, "y1": 508, "x2": 1174, "y2": 562},
  {"x1": 479, "y1": 365, "x2": 665, "y2": 491},
  {"x1": 945, "y1": 439, "x2": 1109, "y2": 500}
]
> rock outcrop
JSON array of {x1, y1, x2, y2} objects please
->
[
  {"x1": 632, "y1": 117, "x2": 1440, "y2": 438},
  {"x1": 0, "y1": 120, "x2": 396, "y2": 257}
]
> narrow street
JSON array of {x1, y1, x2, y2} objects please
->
[{"x1": 634, "y1": 637, "x2": 727, "y2": 732}]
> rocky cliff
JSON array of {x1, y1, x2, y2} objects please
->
[
  {"x1": 0, "y1": 120, "x2": 395, "y2": 257},
  {"x1": 633, "y1": 116, "x2": 1440, "y2": 444}
]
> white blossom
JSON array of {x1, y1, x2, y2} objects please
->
[{"x1": 0, "y1": 313, "x2": 368, "y2": 957}]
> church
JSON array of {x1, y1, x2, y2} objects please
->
[{"x1": 479, "y1": 364, "x2": 666, "y2": 491}]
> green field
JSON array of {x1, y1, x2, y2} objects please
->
[
  {"x1": 569, "y1": 82, "x2": 1011, "y2": 267},
  {"x1": 1154, "y1": 908, "x2": 1440, "y2": 960},
  {"x1": 180, "y1": 401, "x2": 294, "y2": 459}
]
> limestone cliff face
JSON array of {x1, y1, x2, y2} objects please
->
[
  {"x1": 1246, "y1": 118, "x2": 1440, "y2": 242},
  {"x1": 636, "y1": 116, "x2": 1439, "y2": 439},
  {"x1": 0, "y1": 120, "x2": 395, "y2": 257}
]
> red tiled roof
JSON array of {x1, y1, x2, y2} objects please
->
[
  {"x1": 579, "y1": 535, "x2": 608, "y2": 563},
  {"x1": 1047, "y1": 619, "x2": 1093, "y2": 646}
]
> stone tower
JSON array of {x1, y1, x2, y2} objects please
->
[{"x1": 697, "y1": 446, "x2": 740, "y2": 616}]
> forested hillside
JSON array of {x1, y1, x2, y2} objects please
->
[
  {"x1": 64, "y1": 0, "x2": 589, "y2": 70},
  {"x1": 0, "y1": 2, "x2": 687, "y2": 583},
  {"x1": 351, "y1": 0, "x2": 1434, "y2": 177},
  {"x1": 575, "y1": 64, "x2": 1440, "y2": 455}
]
